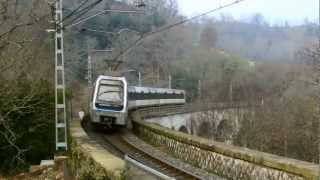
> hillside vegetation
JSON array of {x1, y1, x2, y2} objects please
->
[
  {"x1": 63, "y1": 0, "x2": 320, "y2": 163},
  {"x1": 215, "y1": 18, "x2": 318, "y2": 62},
  {"x1": 0, "y1": 0, "x2": 319, "y2": 176}
]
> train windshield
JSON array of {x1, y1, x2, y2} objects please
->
[{"x1": 97, "y1": 80, "x2": 123, "y2": 104}]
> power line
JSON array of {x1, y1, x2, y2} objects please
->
[
  {"x1": 62, "y1": 0, "x2": 91, "y2": 22},
  {"x1": 54, "y1": 0, "x2": 103, "y2": 28},
  {"x1": 65, "y1": 9, "x2": 144, "y2": 29},
  {"x1": 112, "y1": 36, "x2": 144, "y2": 70},
  {"x1": 64, "y1": 0, "x2": 103, "y2": 26},
  {"x1": 150, "y1": 0, "x2": 244, "y2": 36},
  {"x1": 112, "y1": 0, "x2": 246, "y2": 70}
]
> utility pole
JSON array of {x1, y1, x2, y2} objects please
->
[
  {"x1": 88, "y1": 55, "x2": 92, "y2": 88},
  {"x1": 138, "y1": 72, "x2": 142, "y2": 87},
  {"x1": 198, "y1": 79, "x2": 201, "y2": 101},
  {"x1": 87, "y1": 53, "x2": 92, "y2": 110},
  {"x1": 87, "y1": 49, "x2": 113, "y2": 101},
  {"x1": 54, "y1": 0, "x2": 67, "y2": 151},
  {"x1": 157, "y1": 66, "x2": 160, "y2": 86},
  {"x1": 50, "y1": 0, "x2": 145, "y2": 152},
  {"x1": 168, "y1": 75, "x2": 172, "y2": 89}
]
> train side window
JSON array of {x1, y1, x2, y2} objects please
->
[
  {"x1": 133, "y1": 92, "x2": 139, "y2": 100},
  {"x1": 162, "y1": 93, "x2": 165, "y2": 99},
  {"x1": 139, "y1": 92, "x2": 142, "y2": 100},
  {"x1": 164, "y1": 92, "x2": 168, "y2": 99}
]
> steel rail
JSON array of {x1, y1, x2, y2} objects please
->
[
  {"x1": 125, "y1": 155, "x2": 176, "y2": 180},
  {"x1": 102, "y1": 131, "x2": 200, "y2": 179},
  {"x1": 82, "y1": 103, "x2": 248, "y2": 179},
  {"x1": 82, "y1": 118, "x2": 201, "y2": 179}
]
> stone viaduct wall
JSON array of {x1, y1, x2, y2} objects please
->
[
  {"x1": 145, "y1": 108, "x2": 248, "y2": 143},
  {"x1": 143, "y1": 103, "x2": 252, "y2": 143},
  {"x1": 132, "y1": 110, "x2": 319, "y2": 180}
]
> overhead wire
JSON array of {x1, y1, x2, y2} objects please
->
[
  {"x1": 64, "y1": 9, "x2": 144, "y2": 29},
  {"x1": 112, "y1": 0, "x2": 246, "y2": 70},
  {"x1": 148, "y1": 0, "x2": 245, "y2": 37},
  {"x1": 64, "y1": 0, "x2": 103, "y2": 27},
  {"x1": 54, "y1": 0, "x2": 103, "y2": 29},
  {"x1": 62, "y1": 0, "x2": 246, "y2": 71},
  {"x1": 61, "y1": 0, "x2": 91, "y2": 22}
]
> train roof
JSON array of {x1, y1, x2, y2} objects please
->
[
  {"x1": 128, "y1": 86, "x2": 185, "y2": 94},
  {"x1": 96, "y1": 75, "x2": 126, "y2": 82}
]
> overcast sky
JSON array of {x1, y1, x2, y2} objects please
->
[{"x1": 176, "y1": 0, "x2": 319, "y2": 25}]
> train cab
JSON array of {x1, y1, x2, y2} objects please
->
[{"x1": 91, "y1": 75, "x2": 128, "y2": 127}]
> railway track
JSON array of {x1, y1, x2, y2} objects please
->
[
  {"x1": 103, "y1": 130, "x2": 201, "y2": 180},
  {"x1": 82, "y1": 119, "x2": 202, "y2": 180}
]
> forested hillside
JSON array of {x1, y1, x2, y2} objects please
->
[
  {"x1": 63, "y1": 0, "x2": 318, "y2": 103},
  {"x1": 61, "y1": 0, "x2": 320, "y2": 163},
  {"x1": 215, "y1": 16, "x2": 318, "y2": 62},
  {"x1": 0, "y1": 0, "x2": 319, "y2": 176}
]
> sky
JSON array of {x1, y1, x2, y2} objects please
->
[{"x1": 176, "y1": 0, "x2": 319, "y2": 25}]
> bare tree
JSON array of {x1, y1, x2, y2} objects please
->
[
  {"x1": 199, "y1": 22, "x2": 218, "y2": 50},
  {"x1": 0, "y1": 0, "x2": 53, "y2": 174},
  {"x1": 296, "y1": 42, "x2": 320, "y2": 99}
]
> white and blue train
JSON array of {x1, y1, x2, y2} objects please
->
[{"x1": 91, "y1": 75, "x2": 186, "y2": 128}]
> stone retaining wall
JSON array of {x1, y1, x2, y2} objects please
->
[
  {"x1": 132, "y1": 111, "x2": 319, "y2": 180},
  {"x1": 69, "y1": 120, "x2": 125, "y2": 180}
]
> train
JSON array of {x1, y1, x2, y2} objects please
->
[{"x1": 91, "y1": 75, "x2": 186, "y2": 128}]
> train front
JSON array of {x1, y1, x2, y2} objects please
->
[{"x1": 91, "y1": 75, "x2": 128, "y2": 127}]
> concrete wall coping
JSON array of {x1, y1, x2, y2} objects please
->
[
  {"x1": 70, "y1": 120, "x2": 125, "y2": 178},
  {"x1": 132, "y1": 112, "x2": 319, "y2": 179}
]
